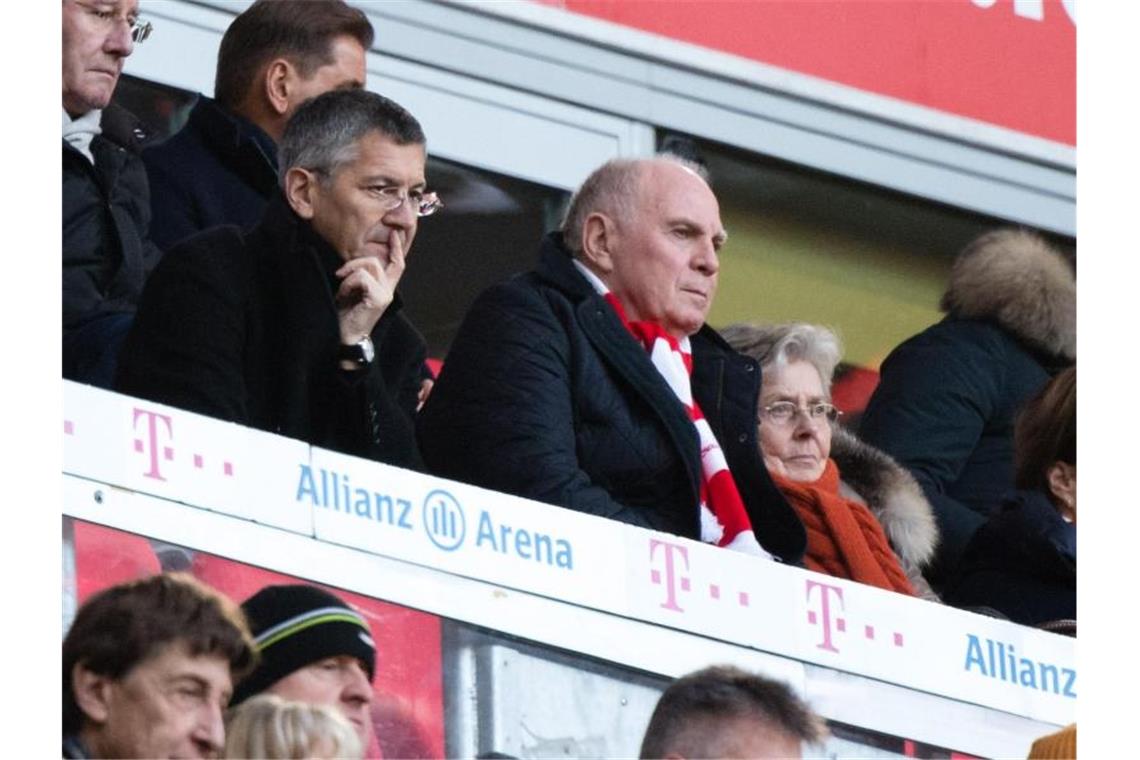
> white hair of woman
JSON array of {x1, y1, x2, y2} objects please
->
[
  {"x1": 719, "y1": 322, "x2": 842, "y2": 392},
  {"x1": 224, "y1": 693, "x2": 363, "y2": 759}
]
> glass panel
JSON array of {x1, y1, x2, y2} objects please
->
[
  {"x1": 661, "y1": 135, "x2": 1076, "y2": 370},
  {"x1": 66, "y1": 521, "x2": 995, "y2": 759}
]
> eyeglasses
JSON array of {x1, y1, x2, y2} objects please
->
[
  {"x1": 759, "y1": 401, "x2": 842, "y2": 426},
  {"x1": 74, "y1": 2, "x2": 153, "y2": 44},
  {"x1": 372, "y1": 185, "x2": 444, "y2": 218}
]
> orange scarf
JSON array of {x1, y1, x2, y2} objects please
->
[{"x1": 771, "y1": 460, "x2": 915, "y2": 596}]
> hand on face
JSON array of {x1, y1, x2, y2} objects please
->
[{"x1": 335, "y1": 230, "x2": 406, "y2": 346}]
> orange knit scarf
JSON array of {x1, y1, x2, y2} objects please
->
[{"x1": 771, "y1": 459, "x2": 915, "y2": 596}]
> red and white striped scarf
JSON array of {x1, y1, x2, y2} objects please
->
[{"x1": 574, "y1": 263, "x2": 771, "y2": 558}]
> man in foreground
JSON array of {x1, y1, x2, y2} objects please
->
[
  {"x1": 639, "y1": 665, "x2": 827, "y2": 759},
  {"x1": 418, "y1": 155, "x2": 804, "y2": 562},
  {"x1": 62, "y1": 573, "x2": 255, "y2": 759}
]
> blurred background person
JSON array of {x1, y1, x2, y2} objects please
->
[
  {"x1": 639, "y1": 665, "x2": 827, "y2": 759},
  {"x1": 224, "y1": 694, "x2": 363, "y2": 759},
  {"x1": 724, "y1": 322, "x2": 939, "y2": 600},
  {"x1": 944, "y1": 367, "x2": 1076, "y2": 631},
  {"x1": 858, "y1": 229, "x2": 1075, "y2": 589}
]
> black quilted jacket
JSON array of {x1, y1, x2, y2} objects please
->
[{"x1": 418, "y1": 233, "x2": 805, "y2": 563}]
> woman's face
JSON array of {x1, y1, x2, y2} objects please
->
[{"x1": 759, "y1": 360, "x2": 832, "y2": 482}]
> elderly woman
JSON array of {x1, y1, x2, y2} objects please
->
[{"x1": 723, "y1": 323, "x2": 939, "y2": 600}]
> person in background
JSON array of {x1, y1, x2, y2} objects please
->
[
  {"x1": 224, "y1": 694, "x2": 363, "y2": 759},
  {"x1": 944, "y1": 367, "x2": 1076, "y2": 630},
  {"x1": 63, "y1": 573, "x2": 255, "y2": 759},
  {"x1": 230, "y1": 584, "x2": 377, "y2": 750},
  {"x1": 639, "y1": 665, "x2": 827, "y2": 759},
  {"x1": 723, "y1": 322, "x2": 940, "y2": 600},
  {"x1": 117, "y1": 90, "x2": 438, "y2": 469},
  {"x1": 63, "y1": 0, "x2": 161, "y2": 387},
  {"x1": 859, "y1": 228, "x2": 1075, "y2": 588},
  {"x1": 418, "y1": 155, "x2": 805, "y2": 564},
  {"x1": 143, "y1": 0, "x2": 373, "y2": 250}
]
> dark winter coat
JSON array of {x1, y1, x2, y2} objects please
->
[
  {"x1": 116, "y1": 195, "x2": 426, "y2": 470},
  {"x1": 63, "y1": 104, "x2": 162, "y2": 334},
  {"x1": 417, "y1": 233, "x2": 806, "y2": 563},
  {"x1": 859, "y1": 230, "x2": 1075, "y2": 584},
  {"x1": 942, "y1": 490, "x2": 1075, "y2": 628},
  {"x1": 142, "y1": 95, "x2": 279, "y2": 251}
]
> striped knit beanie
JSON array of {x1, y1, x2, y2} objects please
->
[{"x1": 232, "y1": 584, "x2": 376, "y2": 705}]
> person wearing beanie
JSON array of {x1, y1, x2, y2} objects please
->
[{"x1": 234, "y1": 584, "x2": 376, "y2": 746}]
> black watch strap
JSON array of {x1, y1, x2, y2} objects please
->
[{"x1": 337, "y1": 336, "x2": 375, "y2": 366}]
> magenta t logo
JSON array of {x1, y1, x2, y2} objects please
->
[
  {"x1": 805, "y1": 580, "x2": 846, "y2": 653},
  {"x1": 132, "y1": 408, "x2": 174, "y2": 481},
  {"x1": 649, "y1": 539, "x2": 691, "y2": 612}
]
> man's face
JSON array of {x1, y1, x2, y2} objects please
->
[
  {"x1": 285, "y1": 35, "x2": 367, "y2": 120},
  {"x1": 62, "y1": 0, "x2": 139, "y2": 116},
  {"x1": 717, "y1": 716, "x2": 803, "y2": 759},
  {"x1": 305, "y1": 131, "x2": 427, "y2": 265},
  {"x1": 80, "y1": 641, "x2": 233, "y2": 759},
  {"x1": 604, "y1": 162, "x2": 725, "y2": 339},
  {"x1": 266, "y1": 655, "x2": 373, "y2": 744}
]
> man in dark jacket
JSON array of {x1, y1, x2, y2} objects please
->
[
  {"x1": 117, "y1": 90, "x2": 441, "y2": 470},
  {"x1": 63, "y1": 0, "x2": 161, "y2": 388},
  {"x1": 142, "y1": 0, "x2": 373, "y2": 251},
  {"x1": 859, "y1": 229, "x2": 1075, "y2": 587},
  {"x1": 417, "y1": 157, "x2": 805, "y2": 563}
]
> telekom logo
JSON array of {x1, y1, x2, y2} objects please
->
[
  {"x1": 806, "y1": 579, "x2": 905, "y2": 655},
  {"x1": 133, "y1": 408, "x2": 174, "y2": 480},
  {"x1": 130, "y1": 407, "x2": 236, "y2": 482},
  {"x1": 648, "y1": 539, "x2": 752, "y2": 613}
]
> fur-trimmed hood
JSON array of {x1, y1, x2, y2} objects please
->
[
  {"x1": 940, "y1": 228, "x2": 1075, "y2": 361},
  {"x1": 832, "y1": 426, "x2": 941, "y2": 601}
]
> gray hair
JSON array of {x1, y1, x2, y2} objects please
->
[
  {"x1": 224, "y1": 694, "x2": 363, "y2": 759},
  {"x1": 721, "y1": 322, "x2": 843, "y2": 395},
  {"x1": 278, "y1": 89, "x2": 425, "y2": 187},
  {"x1": 560, "y1": 153, "x2": 710, "y2": 256}
]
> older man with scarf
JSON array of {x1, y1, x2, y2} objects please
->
[{"x1": 417, "y1": 156, "x2": 805, "y2": 564}]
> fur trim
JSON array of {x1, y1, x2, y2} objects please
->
[
  {"x1": 832, "y1": 426, "x2": 938, "y2": 569},
  {"x1": 940, "y1": 229, "x2": 1075, "y2": 360},
  {"x1": 832, "y1": 426, "x2": 941, "y2": 601}
]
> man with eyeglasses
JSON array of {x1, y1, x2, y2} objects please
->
[
  {"x1": 142, "y1": 0, "x2": 374, "y2": 251},
  {"x1": 418, "y1": 156, "x2": 805, "y2": 564},
  {"x1": 62, "y1": 0, "x2": 158, "y2": 388},
  {"x1": 117, "y1": 90, "x2": 439, "y2": 470}
]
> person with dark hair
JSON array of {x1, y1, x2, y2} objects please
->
[
  {"x1": 117, "y1": 89, "x2": 439, "y2": 468},
  {"x1": 62, "y1": 573, "x2": 256, "y2": 759},
  {"x1": 63, "y1": 0, "x2": 162, "y2": 388},
  {"x1": 859, "y1": 229, "x2": 1075, "y2": 588},
  {"x1": 417, "y1": 156, "x2": 805, "y2": 562},
  {"x1": 231, "y1": 585, "x2": 377, "y2": 749},
  {"x1": 639, "y1": 665, "x2": 827, "y2": 759},
  {"x1": 944, "y1": 367, "x2": 1076, "y2": 629},
  {"x1": 143, "y1": 0, "x2": 374, "y2": 250}
]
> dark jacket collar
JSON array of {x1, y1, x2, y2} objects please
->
[{"x1": 189, "y1": 95, "x2": 278, "y2": 192}]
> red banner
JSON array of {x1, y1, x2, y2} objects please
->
[{"x1": 536, "y1": 0, "x2": 1075, "y2": 145}]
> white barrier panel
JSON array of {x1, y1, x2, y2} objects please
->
[{"x1": 62, "y1": 381, "x2": 1076, "y2": 726}]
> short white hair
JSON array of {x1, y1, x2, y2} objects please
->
[
  {"x1": 720, "y1": 322, "x2": 843, "y2": 395},
  {"x1": 224, "y1": 694, "x2": 363, "y2": 759}
]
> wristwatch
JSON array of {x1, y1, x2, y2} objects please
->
[{"x1": 337, "y1": 336, "x2": 375, "y2": 366}]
